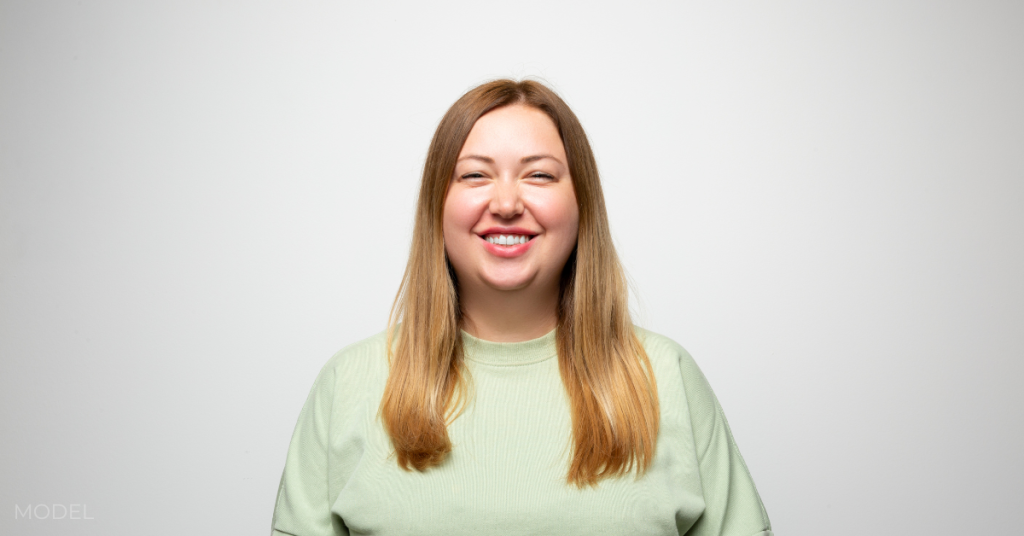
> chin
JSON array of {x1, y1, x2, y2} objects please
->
[
  {"x1": 480, "y1": 273, "x2": 536, "y2": 292},
  {"x1": 482, "y1": 279, "x2": 532, "y2": 292}
]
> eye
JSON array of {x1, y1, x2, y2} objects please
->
[
  {"x1": 528, "y1": 172, "x2": 555, "y2": 180},
  {"x1": 459, "y1": 172, "x2": 487, "y2": 180}
]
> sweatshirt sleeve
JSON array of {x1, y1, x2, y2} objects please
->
[
  {"x1": 677, "y1": 348, "x2": 773, "y2": 536},
  {"x1": 271, "y1": 363, "x2": 347, "y2": 536}
]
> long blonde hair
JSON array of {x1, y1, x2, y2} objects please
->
[{"x1": 381, "y1": 79, "x2": 659, "y2": 487}]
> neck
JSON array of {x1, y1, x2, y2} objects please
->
[{"x1": 459, "y1": 280, "x2": 559, "y2": 343}]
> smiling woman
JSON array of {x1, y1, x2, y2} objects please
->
[
  {"x1": 444, "y1": 104, "x2": 580, "y2": 341},
  {"x1": 270, "y1": 80, "x2": 773, "y2": 536}
]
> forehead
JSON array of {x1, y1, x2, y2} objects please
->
[{"x1": 458, "y1": 104, "x2": 565, "y2": 158}]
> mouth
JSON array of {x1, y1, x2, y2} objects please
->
[{"x1": 480, "y1": 233, "x2": 536, "y2": 247}]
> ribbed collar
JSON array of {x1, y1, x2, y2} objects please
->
[{"x1": 461, "y1": 329, "x2": 558, "y2": 366}]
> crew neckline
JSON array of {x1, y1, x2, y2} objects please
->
[{"x1": 461, "y1": 329, "x2": 558, "y2": 366}]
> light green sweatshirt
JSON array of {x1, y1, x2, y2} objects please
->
[{"x1": 271, "y1": 328, "x2": 772, "y2": 536}]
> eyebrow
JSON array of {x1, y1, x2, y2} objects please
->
[
  {"x1": 456, "y1": 154, "x2": 562, "y2": 164},
  {"x1": 521, "y1": 154, "x2": 559, "y2": 164}
]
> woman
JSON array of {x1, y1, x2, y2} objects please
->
[{"x1": 271, "y1": 80, "x2": 772, "y2": 536}]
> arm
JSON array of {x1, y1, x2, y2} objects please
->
[
  {"x1": 677, "y1": 348, "x2": 773, "y2": 536},
  {"x1": 271, "y1": 364, "x2": 347, "y2": 536}
]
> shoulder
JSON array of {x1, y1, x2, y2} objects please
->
[
  {"x1": 323, "y1": 330, "x2": 390, "y2": 372},
  {"x1": 633, "y1": 326, "x2": 719, "y2": 416},
  {"x1": 308, "y1": 330, "x2": 391, "y2": 400},
  {"x1": 633, "y1": 326, "x2": 702, "y2": 379}
]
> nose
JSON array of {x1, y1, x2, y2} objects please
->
[{"x1": 489, "y1": 178, "x2": 523, "y2": 219}]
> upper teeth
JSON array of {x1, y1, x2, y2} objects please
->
[{"x1": 486, "y1": 234, "x2": 530, "y2": 246}]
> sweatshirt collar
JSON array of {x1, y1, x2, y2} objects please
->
[{"x1": 461, "y1": 328, "x2": 558, "y2": 366}]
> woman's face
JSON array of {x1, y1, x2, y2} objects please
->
[{"x1": 443, "y1": 104, "x2": 579, "y2": 294}]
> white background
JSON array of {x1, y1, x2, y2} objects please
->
[{"x1": 2, "y1": 1, "x2": 1022, "y2": 534}]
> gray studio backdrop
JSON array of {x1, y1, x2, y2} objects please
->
[{"x1": 2, "y1": 1, "x2": 1022, "y2": 535}]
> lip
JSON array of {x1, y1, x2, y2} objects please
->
[
  {"x1": 477, "y1": 226, "x2": 538, "y2": 237},
  {"x1": 476, "y1": 227, "x2": 539, "y2": 259}
]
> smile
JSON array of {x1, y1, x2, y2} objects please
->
[{"x1": 484, "y1": 234, "x2": 533, "y2": 246}]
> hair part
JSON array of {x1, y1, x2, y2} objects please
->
[{"x1": 380, "y1": 79, "x2": 659, "y2": 487}]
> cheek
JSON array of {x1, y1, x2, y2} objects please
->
[
  {"x1": 442, "y1": 190, "x2": 484, "y2": 253},
  {"x1": 558, "y1": 206, "x2": 581, "y2": 254},
  {"x1": 529, "y1": 189, "x2": 580, "y2": 243}
]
